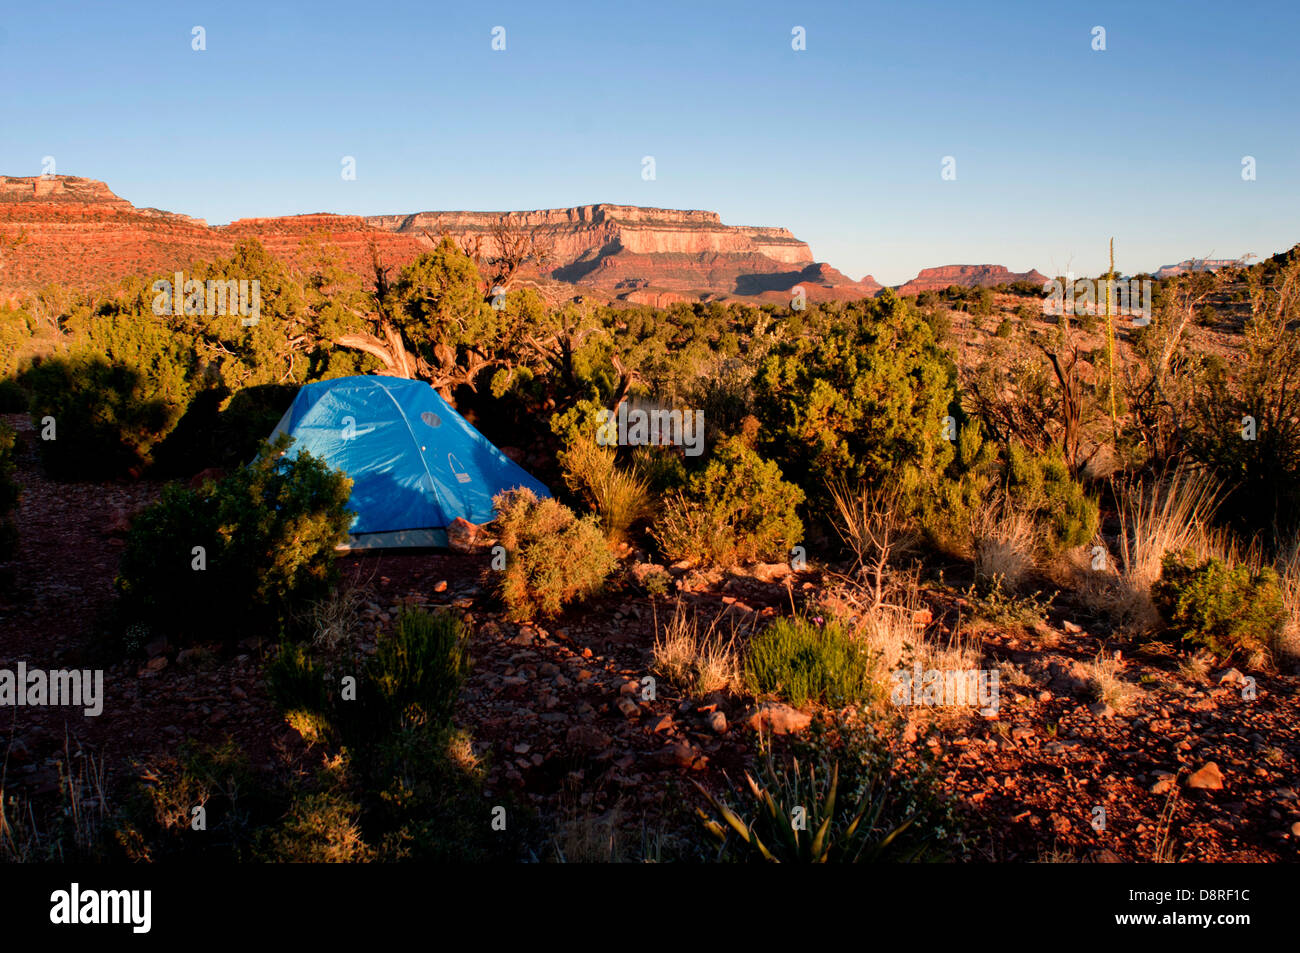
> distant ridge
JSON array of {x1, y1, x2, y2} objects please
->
[{"x1": 1, "y1": 175, "x2": 1053, "y2": 306}]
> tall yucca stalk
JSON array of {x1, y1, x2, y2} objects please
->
[{"x1": 1105, "y1": 238, "x2": 1119, "y2": 443}]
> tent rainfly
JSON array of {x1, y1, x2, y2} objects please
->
[{"x1": 268, "y1": 375, "x2": 550, "y2": 549}]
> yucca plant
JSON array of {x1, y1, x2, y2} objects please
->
[{"x1": 692, "y1": 749, "x2": 923, "y2": 863}]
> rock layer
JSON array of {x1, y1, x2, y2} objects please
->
[
  {"x1": 0, "y1": 177, "x2": 880, "y2": 304},
  {"x1": 894, "y1": 264, "x2": 1049, "y2": 297}
]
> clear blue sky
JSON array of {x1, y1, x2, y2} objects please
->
[{"x1": 2, "y1": 0, "x2": 1297, "y2": 284}]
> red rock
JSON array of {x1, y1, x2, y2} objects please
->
[
  {"x1": 446, "y1": 517, "x2": 480, "y2": 553},
  {"x1": 653, "y1": 742, "x2": 707, "y2": 771},
  {"x1": 894, "y1": 264, "x2": 1049, "y2": 297},
  {"x1": 744, "y1": 701, "x2": 812, "y2": 735},
  {"x1": 0, "y1": 176, "x2": 885, "y2": 305},
  {"x1": 1188, "y1": 762, "x2": 1225, "y2": 790}
]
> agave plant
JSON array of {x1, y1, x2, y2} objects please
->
[{"x1": 693, "y1": 749, "x2": 924, "y2": 863}]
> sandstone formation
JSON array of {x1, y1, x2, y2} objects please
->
[
  {"x1": 894, "y1": 264, "x2": 1049, "y2": 297},
  {"x1": 0, "y1": 177, "x2": 881, "y2": 305},
  {"x1": 1153, "y1": 258, "x2": 1243, "y2": 279}
]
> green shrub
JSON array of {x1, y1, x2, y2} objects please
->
[
  {"x1": 1004, "y1": 442, "x2": 1099, "y2": 553},
  {"x1": 264, "y1": 610, "x2": 517, "y2": 862},
  {"x1": 743, "y1": 616, "x2": 876, "y2": 708},
  {"x1": 1151, "y1": 550, "x2": 1285, "y2": 662},
  {"x1": 24, "y1": 314, "x2": 197, "y2": 478},
  {"x1": 493, "y1": 487, "x2": 615, "y2": 620},
  {"x1": 0, "y1": 423, "x2": 18, "y2": 559},
  {"x1": 259, "y1": 791, "x2": 371, "y2": 863},
  {"x1": 753, "y1": 292, "x2": 957, "y2": 510},
  {"x1": 366, "y1": 609, "x2": 472, "y2": 735},
  {"x1": 115, "y1": 436, "x2": 353, "y2": 647},
  {"x1": 653, "y1": 436, "x2": 803, "y2": 566},
  {"x1": 368, "y1": 724, "x2": 517, "y2": 862}
]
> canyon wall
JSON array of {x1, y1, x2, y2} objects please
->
[{"x1": 894, "y1": 264, "x2": 1049, "y2": 297}]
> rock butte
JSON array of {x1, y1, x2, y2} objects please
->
[{"x1": 0, "y1": 175, "x2": 1040, "y2": 305}]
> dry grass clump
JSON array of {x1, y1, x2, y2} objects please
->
[
  {"x1": 1101, "y1": 464, "x2": 1222, "y2": 630},
  {"x1": 821, "y1": 571, "x2": 981, "y2": 717},
  {"x1": 998, "y1": 660, "x2": 1035, "y2": 688},
  {"x1": 970, "y1": 495, "x2": 1037, "y2": 591},
  {"x1": 1177, "y1": 649, "x2": 1214, "y2": 683},
  {"x1": 305, "y1": 584, "x2": 363, "y2": 651},
  {"x1": 1272, "y1": 540, "x2": 1300, "y2": 664},
  {"x1": 560, "y1": 436, "x2": 653, "y2": 546},
  {"x1": 1084, "y1": 650, "x2": 1139, "y2": 712},
  {"x1": 828, "y1": 480, "x2": 919, "y2": 608},
  {"x1": 2, "y1": 736, "x2": 109, "y2": 862},
  {"x1": 652, "y1": 600, "x2": 742, "y2": 697}
]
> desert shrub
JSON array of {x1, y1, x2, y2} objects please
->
[
  {"x1": 154, "y1": 382, "x2": 299, "y2": 475},
  {"x1": 266, "y1": 641, "x2": 332, "y2": 726},
  {"x1": 24, "y1": 354, "x2": 192, "y2": 479},
  {"x1": 0, "y1": 378, "x2": 27, "y2": 412},
  {"x1": 753, "y1": 292, "x2": 957, "y2": 510},
  {"x1": 1186, "y1": 260, "x2": 1300, "y2": 535},
  {"x1": 111, "y1": 740, "x2": 276, "y2": 861},
  {"x1": 553, "y1": 404, "x2": 652, "y2": 545},
  {"x1": 367, "y1": 723, "x2": 521, "y2": 862},
  {"x1": 1004, "y1": 442, "x2": 1098, "y2": 554},
  {"x1": 271, "y1": 607, "x2": 471, "y2": 745},
  {"x1": 258, "y1": 790, "x2": 371, "y2": 863},
  {"x1": 912, "y1": 416, "x2": 999, "y2": 552},
  {"x1": 265, "y1": 609, "x2": 520, "y2": 862},
  {"x1": 364, "y1": 609, "x2": 472, "y2": 736},
  {"x1": 653, "y1": 436, "x2": 803, "y2": 566},
  {"x1": 995, "y1": 317, "x2": 1014, "y2": 338},
  {"x1": 493, "y1": 487, "x2": 615, "y2": 620},
  {"x1": 0, "y1": 423, "x2": 18, "y2": 559},
  {"x1": 1151, "y1": 549, "x2": 1285, "y2": 663},
  {"x1": 23, "y1": 312, "x2": 198, "y2": 478},
  {"x1": 632, "y1": 444, "x2": 689, "y2": 495},
  {"x1": 115, "y1": 436, "x2": 353, "y2": 647},
  {"x1": 743, "y1": 616, "x2": 876, "y2": 708}
]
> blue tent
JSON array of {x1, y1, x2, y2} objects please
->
[{"x1": 268, "y1": 375, "x2": 550, "y2": 549}]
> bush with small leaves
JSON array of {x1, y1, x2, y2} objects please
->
[
  {"x1": 753, "y1": 292, "x2": 957, "y2": 511},
  {"x1": 1151, "y1": 549, "x2": 1285, "y2": 663},
  {"x1": 1004, "y1": 442, "x2": 1098, "y2": 554},
  {"x1": 115, "y1": 436, "x2": 353, "y2": 648},
  {"x1": 653, "y1": 436, "x2": 803, "y2": 567},
  {"x1": 23, "y1": 316, "x2": 198, "y2": 479},
  {"x1": 492, "y1": 487, "x2": 615, "y2": 620}
]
